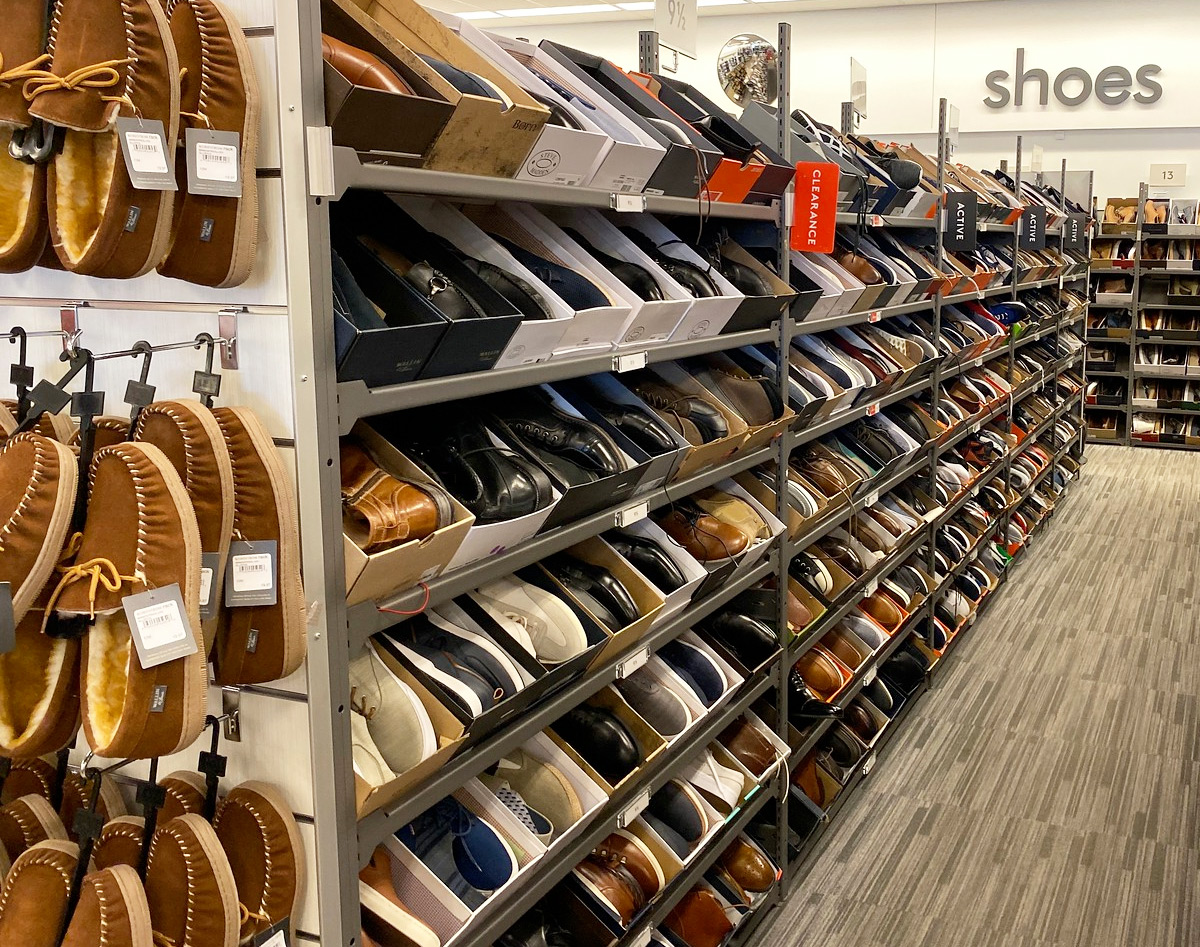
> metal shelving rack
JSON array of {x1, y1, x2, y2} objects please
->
[{"x1": 283, "y1": 13, "x2": 1092, "y2": 938}]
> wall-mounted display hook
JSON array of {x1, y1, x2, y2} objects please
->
[{"x1": 218, "y1": 307, "x2": 242, "y2": 370}]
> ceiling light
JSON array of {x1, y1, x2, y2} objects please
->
[
  {"x1": 616, "y1": 1, "x2": 655, "y2": 8},
  {"x1": 460, "y1": 9, "x2": 502, "y2": 16},
  {"x1": 495, "y1": 3, "x2": 619, "y2": 15}
]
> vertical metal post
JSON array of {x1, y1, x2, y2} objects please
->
[
  {"x1": 276, "y1": 0, "x2": 360, "y2": 942},
  {"x1": 1128, "y1": 181, "x2": 1148, "y2": 446},
  {"x1": 774, "y1": 19, "x2": 793, "y2": 897},
  {"x1": 926, "y1": 97, "x2": 949, "y2": 645},
  {"x1": 638, "y1": 30, "x2": 660, "y2": 74},
  {"x1": 1001, "y1": 136, "x2": 1022, "y2": 563},
  {"x1": 840, "y1": 101, "x2": 854, "y2": 136}
]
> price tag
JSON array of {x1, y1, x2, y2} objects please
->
[
  {"x1": 617, "y1": 647, "x2": 650, "y2": 679},
  {"x1": 970, "y1": 422, "x2": 981, "y2": 434},
  {"x1": 627, "y1": 929, "x2": 653, "y2": 947},
  {"x1": 198, "y1": 552, "x2": 221, "y2": 621},
  {"x1": 617, "y1": 788, "x2": 651, "y2": 828},
  {"x1": 868, "y1": 215, "x2": 884, "y2": 227},
  {"x1": 863, "y1": 490, "x2": 879, "y2": 507},
  {"x1": 615, "y1": 501, "x2": 649, "y2": 528},
  {"x1": 0, "y1": 583, "x2": 13, "y2": 655},
  {"x1": 861, "y1": 750, "x2": 877, "y2": 776},
  {"x1": 868, "y1": 310, "x2": 882, "y2": 323},
  {"x1": 123, "y1": 584, "x2": 199, "y2": 669},
  {"x1": 866, "y1": 403, "x2": 880, "y2": 417},
  {"x1": 250, "y1": 919, "x2": 291, "y2": 947},
  {"x1": 115, "y1": 118, "x2": 177, "y2": 191},
  {"x1": 612, "y1": 351, "x2": 648, "y2": 373},
  {"x1": 863, "y1": 578, "x2": 878, "y2": 597},
  {"x1": 611, "y1": 193, "x2": 647, "y2": 213},
  {"x1": 863, "y1": 666, "x2": 877, "y2": 686},
  {"x1": 1150, "y1": 163, "x2": 1186, "y2": 188},
  {"x1": 186, "y1": 129, "x2": 243, "y2": 198},
  {"x1": 225, "y1": 540, "x2": 278, "y2": 607}
]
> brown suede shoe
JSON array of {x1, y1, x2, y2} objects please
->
[
  {"x1": 61, "y1": 863, "x2": 153, "y2": 947},
  {"x1": 26, "y1": 0, "x2": 180, "y2": 277},
  {"x1": 145, "y1": 814, "x2": 238, "y2": 947},
  {"x1": 157, "y1": 0, "x2": 260, "y2": 288},
  {"x1": 0, "y1": 432, "x2": 78, "y2": 624},
  {"x1": 93, "y1": 815, "x2": 145, "y2": 872},
  {"x1": 212, "y1": 407, "x2": 305, "y2": 685},
  {"x1": 159, "y1": 771, "x2": 206, "y2": 822},
  {"x1": 0, "y1": 795, "x2": 68, "y2": 864},
  {"x1": 1, "y1": 402, "x2": 75, "y2": 444},
  {"x1": 134, "y1": 400, "x2": 234, "y2": 653},
  {"x1": 59, "y1": 771, "x2": 127, "y2": 842},
  {"x1": 52, "y1": 442, "x2": 206, "y2": 759},
  {"x1": 213, "y1": 781, "x2": 303, "y2": 943},
  {"x1": 0, "y1": 756, "x2": 58, "y2": 805},
  {"x1": 0, "y1": 839, "x2": 78, "y2": 946},
  {"x1": 0, "y1": 586, "x2": 81, "y2": 759},
  {"x1": 71, "y1": 417, "x2": 130, "y2": 453}
]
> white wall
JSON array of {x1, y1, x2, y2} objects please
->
[{"x1": 492, "y1": 0, "x2": 1200, "y2": 202}]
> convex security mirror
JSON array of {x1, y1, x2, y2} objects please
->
[{"x1": 717, "y1": 34, "x2": 779, "y2": 107}]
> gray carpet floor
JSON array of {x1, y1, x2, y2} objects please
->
[{"x1": 762, "y1": 445, "x2": 1200, "y2": 947}]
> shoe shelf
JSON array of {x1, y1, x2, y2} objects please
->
[
  {"x1": 354, "y1": 550, "x2": 778, "y2": 855},
  {"x1": 788, "y1": 718, "x2": 839, "y2": 770},
  {"x1": 1135, "y1": 331, "x2": 1200, "y2": 343},
  {"x1": 796, "y1": 295, "x2": 937, "y2": 335},
  {"x1": 328, "y1": 146, "x2": 779, "y2": 220},
  {"x1": 610, "y1": 769, "x2": 782, "y2": 947},
  {"x1": 832, "y1": 607, "x2": 927, "y2": 712},
  {"x1": 1130, "y1": 403, "x2": 1200, "y2": 414},
  {"x1": 1131, "y1": 437, "x2": 1200, "y2": 451}
]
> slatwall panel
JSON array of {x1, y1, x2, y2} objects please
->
[{"x1": 0, "y1": 0, "x2": 327, "y2": 939}]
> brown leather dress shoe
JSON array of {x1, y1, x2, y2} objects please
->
[
  {"x1": 574, "y1": 854, "x2": 645, "y2": 925},
  {"x1": 719, "y1": 837, "x2": 775, "y2": 893},
  {"x1": 658, "y1": 508, "x2": 748, "y2": 562},
  {"x1": 794, "y1": 648, "x2": 846, "y2": 701},
  {"x1": 664, "y1": 887, "x2": 734, "y2": 947},
  {"x1": 718, "y1": 718, "x2": 776, "y2": 777},
  {"x1": 340, "y1": 441, "x2": 450, "y2": 553},
  {"x1": 322, "y1": 33, "x2": 415, "y2": 93},
  {"x1": 594, "y1": 829, "x2": 664, "y2": 899}
]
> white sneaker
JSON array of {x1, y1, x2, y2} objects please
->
[
  {"x1": 350, "y1": 710, "x2": 397, "y2": 788},
  {"x1": 349, "y1": 644, "x2": 437, "y2": 775},
  {"x1": 681, "y1": 750, "x2": 744, "y2": 810},
  {"x1": 472, "y1": 576, "x2": 589, "y2": 665}
]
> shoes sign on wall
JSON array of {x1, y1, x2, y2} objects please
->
[{"x1": 654, "y1": 0, "x2": 695, "y2": 58}]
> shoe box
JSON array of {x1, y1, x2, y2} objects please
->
[
  {"x1": 682, "y1": 352, "x2": 795, "y2": 453},
  {"x1": 688, "y1": 476, "x2": 785, "y2": 599},
  {"x1": 739, "y1": 103, "x2": 863, "y2": 209},
  {"x1": 715, "y1": 238, "x2": 798, "y2": 334},
  {"x1": 611, "y1": 519, "x2": 707, "y2": 625},
  {"x1": 343, "y1": 422, "x2": 475, "y2": 605},
  {"x1": 538, "y1": 41, "x2": 723, "y2": 201},
  {"x1": 326, "y1": 0, "x2": 549, "y2": 178}
]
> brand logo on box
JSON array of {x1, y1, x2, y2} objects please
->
[
  {"x1": 984, "y1": 48, "x2": 1162, "y2": 109},
  {"x1": 790, "y1": 161, "x2": 839, "y2": 254},
  {"x1": 527, "y1": 149, "x2": 561, "y2": 177}
]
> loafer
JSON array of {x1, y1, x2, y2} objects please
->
[
  {"x1": 214, "y1": 781, "x2": 303, "y2": 944},
  {"x1": 615, "y1": 669, "x2": 692, "y2": 738},
  {"x1": 157, "y1": 0, "x2": 260, "y2": 288},
  {"x1": 597, "y1": 405, "x2": 678, "y2": 455},
  {"x1": 719, "y1": 717, "x2": 777, "y2": 777},
  {"x1": 145, "y1": 815, "x2": 239, "y2": 947},
  {"x1": 605, "y1": 531, "x2": 686, "y2": 593},
  {"x1": 29, "y1": 0, "x2": 180, "y2": 278},
  {"x1": 495, "y1": 237, "x2": 610, "y2": 310},
  {"x1": 348, "y1": 642, "x2": 437, "y2": 774},
  {"x1": 664, "y1": 887, "x2": 733, "y2": 947},
  {"x1": 0, "y1": 433, "x2": 77, "y2": 624},
  {"x1": 543, "y1": 555, "x2": 639, "y2": 629},
  {"x1": 462, "y1": 256, "x2": 553, "y2": 321},
  {"x1": 553, "y1": 705, "x2": 641, "y2": 783},
  {"x1": 719, "y1": 837, "x2": 775, "y2": 893},
  {"x1": 794, "y1": 648, "x2": 846, "y2": 701},
  {"x1": 212, "y1": 407, "x2": 306, "y2": 685},
  {"x1": 658, "y1": 640, "x2": 727, "y2": 706},
  {"x1": 321, "y1": 34, "x2": 414, "y2": 93},
  {"x1": 471, "y1": 576, "x2": 589, "y2": 665}
]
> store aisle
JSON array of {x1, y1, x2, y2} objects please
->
[{"x1": 763, "y1": 445, "x2": 1200, "y2": 947}]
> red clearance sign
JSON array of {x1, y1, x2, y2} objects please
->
[{"x1": 790, "y1": 161, "x2": 840, "y2": 254}]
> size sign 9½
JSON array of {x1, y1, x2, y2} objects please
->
[{"x1": 654, "y1": 0, "x2": 695, "y2": 58}]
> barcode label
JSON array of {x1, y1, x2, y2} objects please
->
[
  {"x1": 232, "y1": 554, "x2": 273, "y2": 592},
  {"x1": 199, "y1": 567, "x2": 214, "y2": 607},
  {"x1": 116, "y1": 118, "x2": 177, "y2": 191},
  {"x1": 127, "y1": 132, "x2": 169, "y2": 174},
  {"x1": 123, "y1": 584, "x2": 198, "y2": 668},
  {"x1": 134, "y1": 600, "x2": 187, "y2": 648},
  {"x1": 225, "y1": 540, "x2": 278, "y2": 607},
  {"x1": 196, "y1": 141, "x2": 239, "y2": 183},
  {"x1": 185, "y1": 128, "x2": 243, "y2": 198}
]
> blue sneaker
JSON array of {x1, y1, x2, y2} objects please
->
[{"x1": 397, "y1": 798, "x2": 518, "y2": 907}]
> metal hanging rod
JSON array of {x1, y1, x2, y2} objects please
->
[
  {"x1": 1, "y1": 329, "x2": 69, "y2": 340},
  {"x1": 87, "y1": 334, "x2": 232, "y2": 362}
]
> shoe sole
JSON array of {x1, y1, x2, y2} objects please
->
[
  {"x1": 392, "y1": 642, "x2": 484, "y2": 718},
  {"x1": 217, "y1": 407, "x2": 305, "y2": 683},
  {"x1": 108, "y1": 863, "x2": 155, "y2": 947},
  {"x1": 10, "y1": 436, "x2": 78, "y2": 624},
  {"x1": 226, "y1": 780, "x2": 306, "y2": 936},
  {"x1": 427, "y1": 608, "x2": 524, "y2": 694},
  {"x1": 17, "y1": 794, "x2": 69, "y2": 845}
]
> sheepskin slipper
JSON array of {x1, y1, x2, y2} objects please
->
[
  {"x1": 212, "y1": 408, "x2": 305, "y2": 686},
  {"x1": 0, "y1": 432, "x2": 77, "y2": 625},
  {"x1": 145, "y1": 814, "x2": 238, "y2": 947},
  {"x1": 157, "y1": 0, "x2": 260, "y2": 288},
  {"x1": 0, "y1": 596, "x2": 82, "y2": 759},
  {"x1": 70, "y1": 416, "x2": 130, "y2": 453},
  {"x1": 213, "y1": 781, "x2": 303, "y2": 944},
  {"x1": 91, "y1": 815, "x2": 145, "y2": 872},
  {"x1": 0, "y1": 757, "x2": 57, "y2": 805},
  {"x1": 0, "y1": 795, "x2": 68, "y2": 865},
  {"x1": 1, "y1": 402, "x2": 75, "y2": 444},
  {"x1": 0, "y1": 839, "x2": 78, "y2": 946},
  {"x1": 134, "y1": 401, "x2": 234, "y2": 653},
  {"x1": 55, "y1": 442, "x2": 206, "y2": 760},
  {"x1": 59, "y1": 772, "x2": 127, "y2": 842},
  {"x1": 61, "y1": 863, "x2": 153, "y2": 947},
  {"x1": 159, "y1": 771, "x2": 206, "y2": 822},
  {"x1": 26, "y1": 0, "x2": 180, "y2": 278}
]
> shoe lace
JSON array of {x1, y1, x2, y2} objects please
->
[
  {"x1": 0, "y1": 53, "x2": 51, "y2": 87},
  {"x1": 152, "y1": 933, "x2": 176, "y2": 947},
  {"x1": 23, "y1": 59, "x2": 135, "y2": 109},
  {"x1": 239, "y1": 902, "x2": 273, "y2": 937},
  {"x1": 45, "y1": 550, "x2": 141, "y2": 619},
  {"x1": 349, "y1": 686, "x2": 377, "y2": 720}
]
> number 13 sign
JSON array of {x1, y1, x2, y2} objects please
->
[{"x1": 654, "y1": 0, "x2": 695, "y2": 58}]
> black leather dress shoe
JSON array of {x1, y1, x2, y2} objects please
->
[
  {"x1": 499, "y1": 909, "x2": 572, "y2": 947},
  {"x1": 398, "y1": 414, "x2": 553, "y2": 524},
  {"x1": 702, "y1": 611, "x2": 777, "y2": 669},
  {"x1": 554, "y1": 706, "x2": 641, "y2": 782},
  {"x1": 462, "y1": 257, "x2": 553, "y2": 321},
  {"x1": 495, "y1": 237, "x2": 611, "y2": 310},
  {"x1": 619, "y1": 227, "x2": 720, "y2": 298},
  {"x1": 597, "y1": 405, "x2": 678, "y2": 454},
  {"x1": 632, "y1": 379, "x2": 728, "y2": 443},
  {"x1": 544, "y1": 554, "x2": 640, "y2": 628},
  {"x1": 564, "y1": 228, "x2": 664, "y2": 301},
  {"x1": 787, "y1": 670, "x2": 841, "y2": 723},
  {"x1": 494, "y1": 394, "x2": 627, "y2": 476},
  {"x1": 605, "y1": 531, "x2": 687, "y2": 592}
]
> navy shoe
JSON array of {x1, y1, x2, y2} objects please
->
[
  {"x1": 648, "y1": 779, "x2": 708, "y2": 848},
  {"x1": 642, "y1": 813, "x2": 691, "y2": 859},
  {"x1": 398, "y1": 798, "x2": 518, "y2": 906},
  {"x1": 658, "y1": 640, "x2": 727, "y2": 706},
  {"x1": 495, "y1": 237, "x2": 611, "y2": 310}
]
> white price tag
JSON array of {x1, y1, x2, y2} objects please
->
[
  {"x1": 232, "y1": 554, "x2": 273, "y2": 592},
  {"x1": 1150, "y1": 163, "x2": 1186, "y2": 188},
  {"x1": 613, "y1": 351, "x2": 648, "y2": 373},
  {"x1": 617, "y1": 788, "x2": 651, "y2": 828},
  {"x1": 615, "y1": 501, "x2": 650, "y2": 528},
  {"x1": 195, "y1": 140, "x2": 239, "y2": 182},
  {"x1": 868, "y1": 311, "x2": 882, "y2": 323},
  {"x1": 611, "y1": 193, "x2": 647, "y2": 212},
  {"x1": 617, "y1": 647, "x2": 650, "y2": 679},
  {"x1": 627, "y1": 930, "x2": 653, "y2": 947},
  {"x1": 126, "y1": 131, "x2": 169, "y2": 174},
  {"x1": 970, "y1": 422, "x2": 981, "y2": 434},
  {"x1": 133, "y1": 599, "x2": 188, "y2": 649},
  {"x1": 864, "y1": 578, "x2": 878, "y2": 597},
  {"x1": 866, "y1": 403, "x2": 880, "y2": 416},
  {"x1": 973, "y1": 357, "x2": 984, "y2": 369},
  {"x1": 863, "y1": 666, "x2": 877, "y2": 686},
  {"x1": 199, "y1": 566, "x2": 214, "y2": 608},
  {"x1": 258, "y1": 934, "x2": 287, "y2": 947},
  {"x1": 861, "y1": 750, "x2": 877, "y2": 776},
  {"x1": 864, "y1": 490, "x2": 879, "y2": 506}
]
